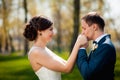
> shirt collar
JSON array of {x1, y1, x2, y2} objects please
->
[{"x1": 95, "y1": 34, "x2": 108, "y2": 43}]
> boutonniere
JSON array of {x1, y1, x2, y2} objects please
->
[{"x1": 91, "y1": 43, "x2": 98, "y2": 52}]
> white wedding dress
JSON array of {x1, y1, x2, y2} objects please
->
[
  {"x1": 35, "y1": 67, "x2": 61, "y2": 80},
  {"x1": 28, "y1": 46, "x2": 61, "y2": 80}
]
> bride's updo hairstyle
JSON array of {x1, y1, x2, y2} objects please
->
[{"x1": 23, "y1": 16, "x2": 53, "y2": 41}]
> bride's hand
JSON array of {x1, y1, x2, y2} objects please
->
[{"x1": 76, "y1": 34, "x2": 88, "y2": 48}]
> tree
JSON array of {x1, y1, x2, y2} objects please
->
[
  {"x1": 1, "y1": 0, "x2": 12, "y2": 53},
  {"x1": 70, "y1": 0, "x2": 80, "y2": 52},
  {"x1": 0, "y1": 30, "x2": 2, "y2": 53},
  {"x1": 23, "y1": 0, "x2": 28, "y2": 55},
  {"x1": 50, "y1": 0, "x2": 62, "y2": 52}
]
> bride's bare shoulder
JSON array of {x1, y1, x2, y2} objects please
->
[{"x1": 28, "y1": 47, "x2": 46, "y2": 58}]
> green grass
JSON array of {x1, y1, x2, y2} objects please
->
[
  {"x1": 0, "y1": 54, "x2": 38, "y2": 80},
  {"x1": 114, "y1": 51, "x2": 120, "y2": 80},
  {"x1": 0, "y1": 51, "x2": 120, "y2": 80}
]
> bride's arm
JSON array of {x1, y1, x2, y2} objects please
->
[
  {"x1": 63, "y1": 35, "x2": 87, "y2": 72},
  {"x1": 45, "y1": 47, "x2": 67, "y2": 63},
  {"x1": 29, "y1": 35, "x2": 88, "y2": 73}
]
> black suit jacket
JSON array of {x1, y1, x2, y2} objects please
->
[{"x1": 76, "y1": 34, "x2": 116, "y2": 80}]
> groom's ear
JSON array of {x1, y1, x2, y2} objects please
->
[{"x1": 93, "y1": 24, "x2": 98, "y2": 31}]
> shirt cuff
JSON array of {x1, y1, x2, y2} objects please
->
[{"x1": 79, "y1": 47, "x2": 86, "y2": 49}]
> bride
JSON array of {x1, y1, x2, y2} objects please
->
[{"x1": 23, "y1": 16, "x2": 88, "y2": 80}]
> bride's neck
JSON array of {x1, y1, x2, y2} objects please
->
[{"x1": 34, "y1": 38, "x2": 47, "y2": 48}]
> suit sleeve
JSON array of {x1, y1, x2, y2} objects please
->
[{"x1": 76, "y1": 44, "x2": 116, "y2": 79}]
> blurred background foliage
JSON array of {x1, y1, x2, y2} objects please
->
[
  {"x1": 0, "y1": 0, "x2": 120, "y2": 80},
  {"x1": 0, "y1": 0, "x2": 120, "y2": 54}
]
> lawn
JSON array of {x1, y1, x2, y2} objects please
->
[
  {"x1": 0, "y1": 51, "x2": 120, "y2": 80},
  {"x1": 0, "y1": 54, "x2": 38, "y2": 80}
]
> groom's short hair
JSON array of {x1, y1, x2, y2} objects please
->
[{"x1": 82, "y1": 12, "x2": 105, "y2": 31}]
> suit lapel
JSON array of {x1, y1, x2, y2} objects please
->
[
  {"x1": 88, "y1": 34, "x2": 111, "y2": 60},
  {"x1": 98, "y1": 34, "x2": 111, "y2": 45}
]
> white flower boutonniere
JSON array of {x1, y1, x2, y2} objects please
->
[{"x1": 91, "y1": 43, "x2": 98, "y2": 52}]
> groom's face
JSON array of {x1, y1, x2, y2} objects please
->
[{"x1": 81, "y1": 20, "x2": 95, "y2": 41}]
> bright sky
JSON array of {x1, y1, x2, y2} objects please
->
[
  {"x1": 107, "y1": 0, "x2": 120, "y2": 18},
  {"x1": 106, "y1": 0, "x2": 120, "y2": 31}
]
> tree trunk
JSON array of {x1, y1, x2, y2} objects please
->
[
  {"x1": 55, "y1": 6, "x2": 62, "y2": 53},
  {"x1": 0, "y1": 38, "x2": 2, "y2": 53},
  {"x1": 23, "y1": 0, "x2": 28, "y2": 55},
  {"x1": 70, "y1": 0, "x2": 80, "y2": 52},
  {"x1": 2, "y1": 0, "x2": 9, "y2": 53},
  {"x1": 9, "y1": 34, "x2": 15, "y2": 52}
]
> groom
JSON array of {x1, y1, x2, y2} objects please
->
[{"x1": 76, "y1": 12, "x2": 116, "y2": 80}]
